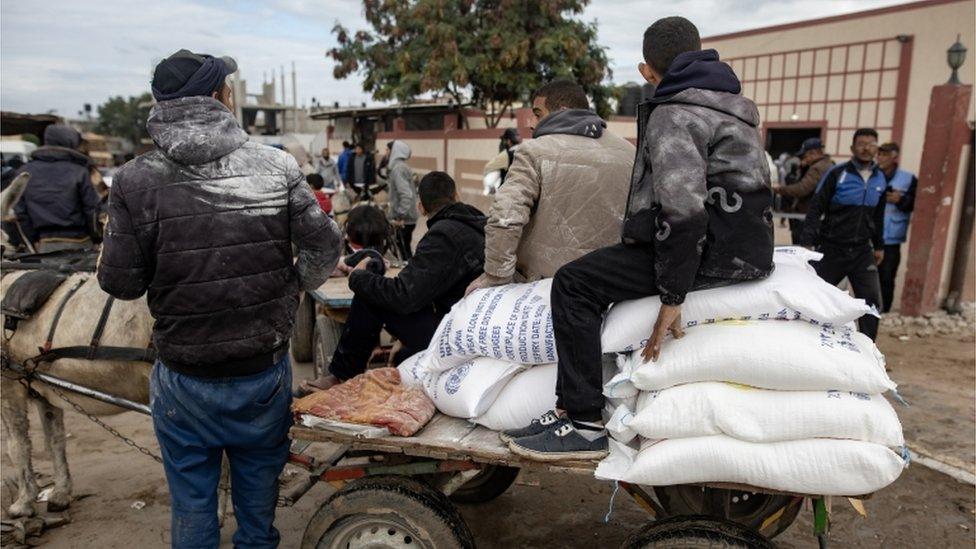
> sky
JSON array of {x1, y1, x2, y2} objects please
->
[{"x1": 0, "y1": 0, "x2": 918, "y2": 118}]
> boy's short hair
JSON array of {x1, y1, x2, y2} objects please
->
[
  {"x1": 878, "y1": 142, "x2": 900, "y2": 154},
  {"x1": 342, "y1": 140, "x2": 351, "y2": 148},
  {"x1": 419, "y1": 171, "x2": 457, "y2": 212},
  {"x1": 345, "y1": 204, "x2": 390, "y2": 251},
  {"x1": 852, "y1": 128, "x2": 879, "y2": 143},
  {"x1": 531, "y1": 78, "x2": 589, "y2": 111},
  {"x1": 306, "y1": 173, "x2": 324, "y2": 190},
  {"x1": 643, "y1": 17, "x2": 702, "y2": 74}
]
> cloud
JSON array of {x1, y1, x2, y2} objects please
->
[{"x1": 0, "y1": 0, "x2": 917, "y2": 117}]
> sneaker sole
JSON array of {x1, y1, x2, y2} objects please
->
[{"x1": 507, "y1": 441, "x2": 609, "y2": 462}]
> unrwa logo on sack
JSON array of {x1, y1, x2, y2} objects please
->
[{"x1": 445, "y1": 363, "x2": 471, "y2": 395}]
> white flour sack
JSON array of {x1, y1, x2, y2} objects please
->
[
  {"x1": 621, "y1": 382, "x2": 904, "y2": 447},
  {"x1": 427, "y1": 279, "x2": 556, "y2": 372},
  {"x1": 396, "y1": 351, "x2": 431, "y2": 388},
  {"x1": 422, "y1": 358, "x2": 525, "y2": 419},
  {"x1": 596, "y1": 436, "x2": 906, "y2": 496},
  {"x1": 474, "y1": 364, "x2": 557, "y2": 431},
  {"x1": 600, "y1": 247, "x2": 874, "y2": 352},
  {"x1": 628, "y1": 321, "x2": 895, "y2": 393}
]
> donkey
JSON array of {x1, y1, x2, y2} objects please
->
[{"x1": 1, "y1": 269, "x2": 152, "y2": 517}]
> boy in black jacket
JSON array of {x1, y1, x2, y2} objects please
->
[
  {"x1": 506, "y1": 17, "x2": 774, "y2": 461},
  {"x1": 299, "y1": 172, "x2": 487, "y2": 393}
]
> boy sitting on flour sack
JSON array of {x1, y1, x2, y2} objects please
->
[{"x1": 506, "y1": 16, "x2": 775, "y2": 461}]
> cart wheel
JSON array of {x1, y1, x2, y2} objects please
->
[
  {"x1": 301, "y1": 475, "x2": 475, "y2": 549},
  {"x1": 312, "y1": 315, "x2": 343, "y2": 378},
  {"x1": 653, "y1": 486, "x2": 801, "y2": 539},
  {"x1": 621, "y1": 515, "x2": 775, "y2": 549},
  {"x1": 449, "y1": 465, "x2": 520, "y2": 504},
  {"x1": 292, "y1": 293, "x2": 316, "y2": 363}
]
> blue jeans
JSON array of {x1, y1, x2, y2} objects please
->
[{"x1": 150, "y1": 357, "x2": 293, "y2": 549}]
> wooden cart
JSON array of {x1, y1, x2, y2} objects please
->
[
  {"x1": 284, "y1": 414, "x2": 832, "y2": 549},
  {"x1": 291, "y1": 269, "x2": 403, "y2": 370}
]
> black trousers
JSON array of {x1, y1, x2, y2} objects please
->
[
  {"x1": 328, "y1": 297, "x2": 441, "y2": 380},
  {"x1": 788, "y1": 218, "x2": 806, "y2": 245},
  {"x1": 550, "y1": 243, "x2": 731, "y2": 422},
  {"x1": 813, "y1": 244, "x2": 883, "y2": 340},
  {"x1": 394, "y1": 224, "x2": 415, "y2": 261},
  {"x1": 877, "y1": 244, "x2": 902, "y2": 313}
]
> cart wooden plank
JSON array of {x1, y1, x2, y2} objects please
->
[
  {"x1": 290, "y1": 414, "x2": 596, "y2": 474},
  {"x1": 309, "y1": 268, "x2": 404, "y2": 308}
]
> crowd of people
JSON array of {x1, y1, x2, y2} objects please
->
[{"x1": 0, "y1": 15, "x2": 924, "y2": 549}]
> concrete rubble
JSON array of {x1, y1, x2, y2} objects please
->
[{"x1": 881, "y1": 302, "x2": 976, "y2": 338}]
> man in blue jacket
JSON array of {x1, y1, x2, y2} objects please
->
[
  {"x1": 876, "y1": 142, "x2": 917, "y2": 313},
  {"x1": 799, "y1": 128, "x2": 886, "y2": 339}
]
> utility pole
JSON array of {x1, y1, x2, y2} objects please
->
[
  {"x1": 291, "y1": 61, "x2": 298, "y2": 131},
  {"x1": 280, "y1": 65, "x2": 286, "y2": 134}
]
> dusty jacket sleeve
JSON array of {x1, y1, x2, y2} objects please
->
[
  {"x1": 483, "y1": 149, "x2": 540, "y2": 279},
  {"x1": 348, "y1": 228, "x2": 460, "y2": 315},
  {"x1": 287, "y1": 157, "x2": 342, "y2": 291},
  {"x1": 646, "y1": 108, "x2": 711, "y2": 305},
  {"x1": 78, "y1": 168, "x2": 102, "y2": 240},
  {"x1": 97, "y1": 180, "x2": 150, "y2": 299},
  {"x1": 778, "y1": 158, "x2": 828, "y2": 199},
  {"x1": 799, "y1": 169, "x2": 837, "y2": 246}
]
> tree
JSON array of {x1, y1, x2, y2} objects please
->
[
  {"x1": 329, "y1": 0, "x2": 613, "y2": 127},
  {"x1": 95, "y1": 93, "x2": 153, "y2": 145}
]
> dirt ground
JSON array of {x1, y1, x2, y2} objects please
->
[{"x1": 2, "y1": 334, "x2": 974, "y2": 548}]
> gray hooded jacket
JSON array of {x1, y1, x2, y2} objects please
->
[
  {"x1": 387, "y1": 140, "x2": 418, "y2": 224},
  {"x1": 623, "y1": 88, "x2": 774, "y2": 304},
  {"x1": 97, "y1": 96, "x2": 341, "y2": 376}
]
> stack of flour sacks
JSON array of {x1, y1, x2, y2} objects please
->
[{"x1": 399, "y1": 247, "x2": 907, "y2": 496}]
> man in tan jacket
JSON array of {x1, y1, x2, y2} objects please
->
[
  {"x1": 466, "y1": 79, "x2": 635, "y2": 293},
  {"x1": 773, "y1": 137, "x2": 833, "y2": 244}
]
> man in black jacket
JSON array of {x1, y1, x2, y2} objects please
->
[
  {"x1": 299, "y1": 171, "x2": 486, "y2": 392},
  {"x1": 15, "y1": 125, "x2": 100, "y2": 251},
  {"x1": 98, "y1": 49, "x2": 341, "y2": 548}
]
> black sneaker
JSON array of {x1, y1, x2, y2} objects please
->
[
  {"x1": 499, "y1": 410, "x2": 560, "y2": 443},
  {"x1": 508, "y1": 419, "x2": 609, "y2": 462}
]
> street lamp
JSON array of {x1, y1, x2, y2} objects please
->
[{"x1": 947, "y1": 34, "x2": 967, "y2": 85}]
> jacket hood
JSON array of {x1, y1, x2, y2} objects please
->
[
  {"x1": 653, "y1": 49, "x2": 741, "y2": 98},
  {"x1": 428, "y1": 201, "x2": 486, "y2": 232},
  {"x1": 43, "y1": 124, "x2": 82, "y2": 149},
  {"x1": 532, "y1": 109, "x2": 605, "y2": 139},
  {"x1": 389, "y1": 140, "x2": 411, "y2": 164},
  {"x1": 659, "y1": 87, "x2": 760, "y2": 127},
  {"x1": 147, "y1": 96, "x2": 248, "y2": 165}
]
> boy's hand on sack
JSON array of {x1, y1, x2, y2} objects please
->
[
  {"x1": 643, "y1": 304, "x2": 684, "y2": 363},
  {"x1": 464, "y1": 272, "x2": 513, "y2": 297}
]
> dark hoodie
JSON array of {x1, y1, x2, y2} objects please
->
[
  {"x1": 622, "y1": 49, "x2": 774, "y2": 305},
  {"x1": 532, "y1": 108, "x2": 606, "y2": 140},
  {"x1": 14, "y1": 125, "x2": 100, "y2": 242},
  {"x1": 349, "y1": 201, "x2": 487, "y2": 316},
  {"x1": 98, "y1": 96, "x2": 342, "y2": 376}
]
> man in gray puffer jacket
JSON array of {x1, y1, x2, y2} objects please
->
[
  {"x1": 386, "y1": 140, "x2": 418, "y2": 259},
  {"x1": 506, "y1": 18, "x2": 774, "y2": 462},
  {"x1": 98, "y1": 49, "x2": 341, "y2": 548}
]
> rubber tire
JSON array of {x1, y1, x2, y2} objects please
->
[
  {"x1": 449, "y1": 465, "x2": 520, "y2": 504},
  {"x1": 312, "y1": 315, "x2": 343, "y2": 379},
  {"x1": 302, "y1": 475, "x2": 475, "y2": 549},
  {"x1": 621, "y1": 515, "x2": 775, "y2": 549},
  {"x1": 653, "y1": 486, "x2": 802, "y2": 540},
  {"x1": 291, "y1": 292, "x2": 316, "y2": 363}
]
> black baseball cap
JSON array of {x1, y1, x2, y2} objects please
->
[
  {"x1": 151, "y1": 49, "x2": 237, "y2": 102},
  {"x1": 796, "y1": 137, "x2": 824, "y2": 156}
]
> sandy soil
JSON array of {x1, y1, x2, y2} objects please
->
[{"x1": 2, "y1": 334, "x2": 973, "y2": 548}]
